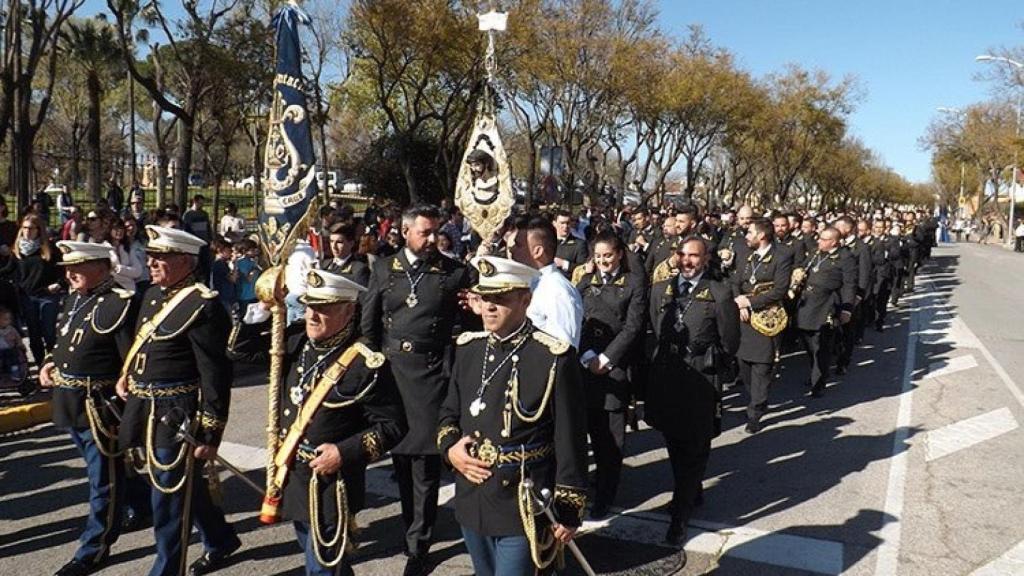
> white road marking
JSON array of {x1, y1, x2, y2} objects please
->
[
  {"x1": 925, "y1": 408, "x2": 1019, "y2": 462},
  {"x1": 969, "y1": 538, "x2": 1024, "y2": 575},
  {"x1": 217, "y1": 441, "x2": 267, "y2": 471},
  {"x1": 969, "y1": 326, "x2": 1024, "y2": 411},
  {"x1": 923, "y1": 354, "x2": 978, "y2": 380},
  {"x1": 873, "y1": 279, "x2": 921, "y2": 576}
]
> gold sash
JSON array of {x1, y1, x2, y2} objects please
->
[
  {"x1": 120, "y1": 285, "x2": 201, "y2": 379},
  {"x1": 270, "y1": 344, "x2": 362, "y2": 489}
]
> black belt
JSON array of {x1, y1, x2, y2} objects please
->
[
  {"x1": 54, "y1": 372, "x2": 118, "y2": 390},
  {"x1": 128, "y1": 378, "x2": 199, "y2": 399},
  {"x1": 469, "y1": 438, "x2": 553, "y2": 469},
  {"x1": 384, "y1": 337, "x2": 446, "y2": 354}
]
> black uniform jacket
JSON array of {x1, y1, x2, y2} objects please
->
[
  {"x1": 646, "y1": 273, "x2": 740, "y2": 441},
  {"x1": 321, "y1": 254, "x2": 371, "y2": 288},
  {"x1": 437, "y1": 324, "x2": 588, "y2": 536},
  {"x1": 842, "y1": 237, "x2": 873, "y2": 299},
  {"x1": 779, "y1": 234, "x2": 808, "y2": 268},
  {"x1": 361, "y1": 250, "x2": 474, "y2": 454},
  {"x1": 731, "y1": 243, "x2": 794, "y2": 364},
  {"x1": 574, "y1": 267, "x2": 647, "y2": 410},
  {"x1": 795, "y1": 250, "x2": 857, "y2": 331},
  {"x1": 49, "y1": 280, "x2": 136, "y2": 430},
  {"x1": 628, "y1": 225, "x2": 661, "y2": 256},
  {"x1": 645, "y1": 234, "x2": 680, "y2": 276},
  {"x1": 555, "y1": 236, "x2": 588, "y2": 276},
  {"x1": 119, "y1": 280, "x2": 233, "y2": 448},
  {"x1": 229, "y1": 322, "x2": 406, "y2": 520},
  {"x1": 866, "y1": 235, "x2": 895, "y2": 293},
  {"x1": 717, "y1": 228, "x2": 752, "y2": 277}
]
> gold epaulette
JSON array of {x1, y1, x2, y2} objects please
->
[
  {"x1": 352, "y1": 341, "x2": 385, "y2": 369},
  {"x1": 456, "y1": 331, "x2": 488, "y2": 346},
  {"x1": 571, "y1": 265, "x2": 589, "y2": 285},
  {"x1": 651, "y1": 259, "x2": 677, "y2": 284},
  {"x1": 194, "y1": 283, "x2": 218, "y2": 300},
  {"x1": 532, "y1": 330, "x2": 570, "y2": 355}
]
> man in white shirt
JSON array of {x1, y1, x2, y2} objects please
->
[{"x1": 508, "y1": 215, "x2": 583, "y2": 349}]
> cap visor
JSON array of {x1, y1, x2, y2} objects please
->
[
  {"x1": 299, "y1": 295, "x2": 356, "y2": 306},
  {"x1": 57, "y1": 257, "x2": 108, "y2": 266},
  {"x1": 469, "y1": 283, "x2": 529, "y2": 296}
]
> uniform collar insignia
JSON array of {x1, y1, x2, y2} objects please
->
[
  {"x1": 613, "y1": 275, "x2": 625, "y2": 286},
  {"x1": 695, "y1": 287, "x2": 713, "y2": 301},
  {"x1": 391, "y1": 257, "x2": 404, "y2": 271}
]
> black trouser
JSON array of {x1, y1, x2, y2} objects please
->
[
  {"x1": 799, "y1": 327, "x2": 834, "y2": 392},
  {"x1": 856, "y1": 295, "x2": 873, "y2": 341},
  {"x1": 836, "y1": 304, "x2": 860, "y2": 369},
  {"x1": 904, "y1": 259, "x2": 917, "y2": 292},
  {"x1": 586, "y1": 393, "x2": 626, "y2": 508},
  {"x1": 1016, "y1": 237, "x2": 1024, "y2": 252},
  {"x1": 737, "y1": 358, "x2": 772, "y2": 424},
  {"x1": 662, "y1": 433, "x2": 710, "y2": 529},
  {"x1": 392, "y1": 454, "x2": 441, "y2": 557},
  {"x1": 874, "y1": 281, "x2": 891, "y2": 327},
  {"x1": 891, "y1": 268, "x2": 907, "y2": 304}
]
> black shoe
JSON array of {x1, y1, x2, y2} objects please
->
[
  {"x1": 663, "y1": 522, "x2": 687, "y2": 548},
  {"x1": 121, "y1": 510, "x2": 152, "y2": 532},
  {"x1": 55, "y1": 560, "x2": 93, "y2": 576},
  {"x1": 188, "y1": 540, "x2": 241, "y2": 576},
  {"x1": 875, "y1": 323, "x2": 884, "y2": 332},
  {"x1": 590, "y1": 503, "x2": 611, "y2": 519},
  {"x1": 835, "y1": 365, "x2": 847, "y2": 376},
  {"x1": 745, "y1": 420, "x2": 762, "y2": 434},
  {"x1": 808, "y1": 387, "x2": 824, "y2": 398},
  {"x1": 692, "y1": 492, "x2": 705, "y2": 508},
  {"x1": 403, "y1": 554, "x2": 430, "y2": 576}
]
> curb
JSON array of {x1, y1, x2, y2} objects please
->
[{"x1": 0, "y1": 401, "x2": 51, "y2": 434}]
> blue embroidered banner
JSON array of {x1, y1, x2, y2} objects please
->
[{"x1": 259, "y1": 4, "x2": 318, "y2": 265}]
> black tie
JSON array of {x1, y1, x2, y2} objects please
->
[
  {"x1": 674, "y1": 281, "x2": 692, "y2": 333},
  {"x1": 603, "y1": 272, "x2": 612, "y2": 285}
]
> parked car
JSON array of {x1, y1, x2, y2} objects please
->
[{"x1": 341, "y1": 179, "x2": 365, "y2": 195}]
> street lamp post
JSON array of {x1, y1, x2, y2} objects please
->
[{"x1": 976, "y1": 54, "x2": 1023, "y2": 246}]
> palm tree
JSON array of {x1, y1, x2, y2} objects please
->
[{"x1": 62, "y1": 18, "x2": 123, "y2": 204}]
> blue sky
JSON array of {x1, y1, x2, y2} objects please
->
[
  {"x1": 657, "y1": 0, "x2": 1024, "y2": 183},
  {"x1": 82, "y1": 1, "x2": 1022, "y2": 183}
]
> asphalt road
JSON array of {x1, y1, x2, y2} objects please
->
[{"x1": 3, "y1": 242, "x2": 1024, "y2": 575}]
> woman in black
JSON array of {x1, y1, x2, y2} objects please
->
[
  {"x1": 13, "y1": 213, "x2": 62, "y2": 367},
  {"x1": 572, "y1": 230, "x2": 647, "y2": 518}
]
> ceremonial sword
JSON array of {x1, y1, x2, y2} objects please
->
[
  {"x1": 99, "y1": 396, "x2": 266, "y2": 497},
  {"x1": 521, "y1": 478, "x2": 598, "y2": 576}
]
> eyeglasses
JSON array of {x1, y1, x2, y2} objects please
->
[{"x1": 21, "y1": 226, "x2": 37, "y2": 231}]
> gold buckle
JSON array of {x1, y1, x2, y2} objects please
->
[{"x1": 475, "y1": 438, "x2": 498, "y2": 466}]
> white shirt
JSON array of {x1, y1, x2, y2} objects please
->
[
  {"x1": 1016, "y1": 224, "x2": 1024, "y2": 238},
  {"x1": 678, "y1": 270, "x2": 704, "y2": 293},
  {"x1": 528, "y1": 263, "x2": 583, "y2": 349}
]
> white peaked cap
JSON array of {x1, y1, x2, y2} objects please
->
[
  {"x1": 144, "y1": 225, "x2": 207, "y2": 255},
  {"x1": 300, "y1": 268, "x2": 366, "y2": 305}
]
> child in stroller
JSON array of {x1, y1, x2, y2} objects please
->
[{"x1": 0, "y1": 306, "x2": 30, "y2": 392}]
